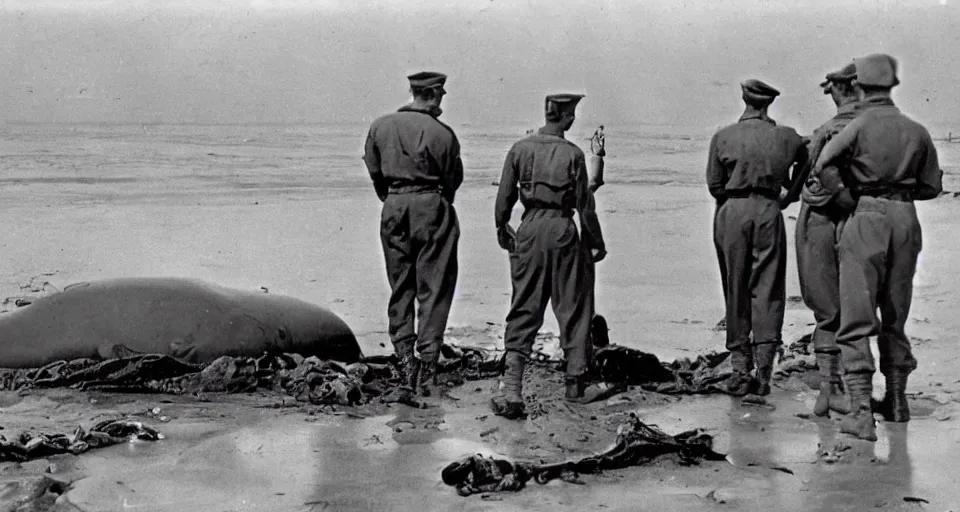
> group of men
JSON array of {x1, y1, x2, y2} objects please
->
[
  {"x1": 363, "y1": 73, "x2": 604, "y2": 419},
  {"x1": 362, "y1": 52, "x2": 943, "y2": 439},
  {"x1": 708, "y1": 53, "x2": 942, "y2": 441}
]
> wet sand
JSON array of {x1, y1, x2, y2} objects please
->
[{"x1": 2, "y1": 139, "x2": 960, "y2": 510}]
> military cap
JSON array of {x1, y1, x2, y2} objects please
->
[
  {"x1": 820, "y1": 62, "x2": 857, "y2": 88},
  {"x1": 740, "y1": 79, "x2": 780, "y2": 104},
  {"x1": 407, "y1": 71, "x2": 447, "y2": 93},
  {"x1": 545, "y1": 93, "x2": 585, "y2": 119},
  {"x1": 853, "y1": 53, "x2": 900, "y2": 88}
]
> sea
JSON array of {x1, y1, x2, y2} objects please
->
[{"x1": 2, "y1": 122, "x2": 958, "y2": 201}]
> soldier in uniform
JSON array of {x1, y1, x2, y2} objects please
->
[
  {"x1": 706, "y1": 79, "x2": 808, "y2": 397},
  {"x1": 813, "y1": 54, "x2": 942, "y2": 441},
  {"x1": 362, "y1": 71, "x2": 464, "y2": 397},
  {"x1": 491, "y1": 93, "x2": 606, "y2": 419},
  {"x1": 794, "y1": 62, "x2": 862, "y2": 418}
]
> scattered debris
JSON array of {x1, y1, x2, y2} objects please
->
[
  {"x1": 0, "y1": 418, "x2": 162, "y2": 463},
  {"x1": 741, "y1": 395, "x2": 774, "y2": 408},
  {"x1": 903, "y1": 496, "x2": 930, "y2": 504},
  {"x1": 441, "y1": 412, "x2": 724, "y2": 496}
]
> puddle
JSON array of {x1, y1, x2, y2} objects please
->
[{"x1": 58, "y1": 388, "x2": 960, "y2": 512}]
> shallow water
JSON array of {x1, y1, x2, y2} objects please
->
[{"x1": 61, "y1": 388, "x2": 960, "y2": 512}]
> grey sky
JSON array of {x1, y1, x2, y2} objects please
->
[{"x1": 2, "y1": 0, "x2": 958, "y2": 134}]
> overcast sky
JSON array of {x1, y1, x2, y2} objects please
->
[{"x1": 2, "y1": 0, "x2": 958, "y2": 134}]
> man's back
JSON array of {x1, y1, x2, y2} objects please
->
[
  {"x1": 509, "y1": 133, "x2": 583, "y2": 188},
  {"x1": 810, "y1": 102, "x2": 862, "y2": 161},
  {"x1": 365, "y1": 110, "x2": 461, "y2": 186},
  {"x1": 708, "y1": 118, "x2": 806, "y2": 196},
  {"x1": 839, "y1": 105, "x2": 936, "y2": 188},
  {"x1": 497, "y1": 131, "x2": 585, "y2": 218},
  {"x1": 815, "y1": 98, "x2": 942, "y2": 201}
]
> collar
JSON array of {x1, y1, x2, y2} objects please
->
[
  {"x1": 537, "y1": 125, "x2": 566, "y2": 138},
  {"x1": 836, "y1": 100, "x2": 862, "y2": 115},
  {"x1": 398, "y1": 103, "x2": 443, "y2": 118},
  {"x1": 861, "y1": 96, "x2": 897, "y2": 109},
  {"x1": 738, "y1": 112, "x2": 776, "y2": 125}
]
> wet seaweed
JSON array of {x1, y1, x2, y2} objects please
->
[{"x1": 441, "y1": 412, "x2": 726, "y2": 496}]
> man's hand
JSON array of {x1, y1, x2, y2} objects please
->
[
  {"x1": 497, "y1": 224, "x2": 517, "y2": 252},
  {"x1": 373, "y1": 180, "x2": 388, "y2": 202},
  {"x1": 591, "y1": 248, "x2": 607, "y2": 263},
  {"x1": 831, "y1": 188, "x2": 858, "y2": 213}
]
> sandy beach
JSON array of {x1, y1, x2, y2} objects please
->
[{"x1": 1, "y1": 123, "x2": 959, "y2": 511}]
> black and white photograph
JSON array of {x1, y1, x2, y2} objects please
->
[{"x1": 1, "y1": 0, "x2": 959, "y2": 510}]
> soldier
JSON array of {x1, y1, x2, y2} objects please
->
[
  {"x1": 706, "y1": 79, "x2": 808, "y2": 397},
  {"x1": 362, "y1": 71, "x2": 463, "y2": 397},
  {"x1": 794, "y1": 62, "x2": 863, "y2": 418},
  {"x1": 813, "y1": 54, "x2": 942, "y2": 441},
  {"x1": 491, "y1": 93, "x2": 606, "y2": 419}
]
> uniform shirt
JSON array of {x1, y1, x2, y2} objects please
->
[
  {"x1": 815, "y1": 97, "x2": 942, "y2": 200},
  {"x1": 362, "y1": 104, "x2": 464, "y2": 202},
  {"x1": 495, "y1": 125, "x2": 605, "y2": 251},
  {"x1": 706, "y1": 113, "x2": 808, "y2": 202},
  {"x1": 798, "y1": 100, "x2": 864, "y2": 207}
]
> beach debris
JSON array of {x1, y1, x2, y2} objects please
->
[
  {"x1": 903, "y1": 496, "x2": 929, "y2": 504},
  {"x1": 741, "y1": 395, "x2": 774, "y2": 408},
  {"x1": 0, "y1": 418, "x2": 162, "y2": 463},
  {"x1": 0, "y1": 324, "x2": 821, "y2": 410},
  {"x1": 770, "y1": 465, "x2": 794, "y2": 475},
  {"x1": 593, "y1": 344, "x2": 735, "y2": 395},
  {"x1": 441, "y1": 412, "x2": 725, "y2": 496}
]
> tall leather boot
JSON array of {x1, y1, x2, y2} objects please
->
[
  {"x1": 416, "y1": 358, "x2": 438, "y2": 397},
  {"x1": 720, "y1": 348, "x2": 755, "y2": 396},
  {"x1": 874, "y1": 369, "x2": 910, "y2": 422},
  {"x1": 565, "y1": 375, "x2": 585, "y2": 401},
  {"x1": 490, "y1": 352, "x2": 526, "y2": 419},
  {"x1": 840, "y1": 372, "x2": 877, "y2": 442},
  {"x1": 753, "y1": 342, "x2": 779, "y2": 396},
  {"x1": 395, "y1": 339, "x2": 419, "y2": 392},
  {"x1": 813, "y1": 351, "x2": 851, "y2": 417}
]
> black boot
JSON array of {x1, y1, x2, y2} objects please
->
[
  {"x1": 490, "y1": 352, "x2": 526, "y2": 419},
  {"x1": 394, "y1": 338, "x2": 419, "y2": 391},
  {"x1": 813, "y1": 352, "x2": 850, "y2": 417},
  {"x1": 403, "y1": 356, "x2": 421, "y2": 391},
  {"x1": 721, "y1": 349, "x2": 755, "y2": 396},
  {"x1": 875, "y1": 369, "x2": 910, "y2": 422},
  {"x1": 840, "y1": 372, "x2": 877, "y2": 442},
  {"x1": 565, "y1": 375, "x2": 585, "y2": 401},
  {"x1": 416, "y1": 359, "x2": 438, "y2": 397},
  {"x1": 753, "y1": 342, "x2": 779, "y2": 396}
]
